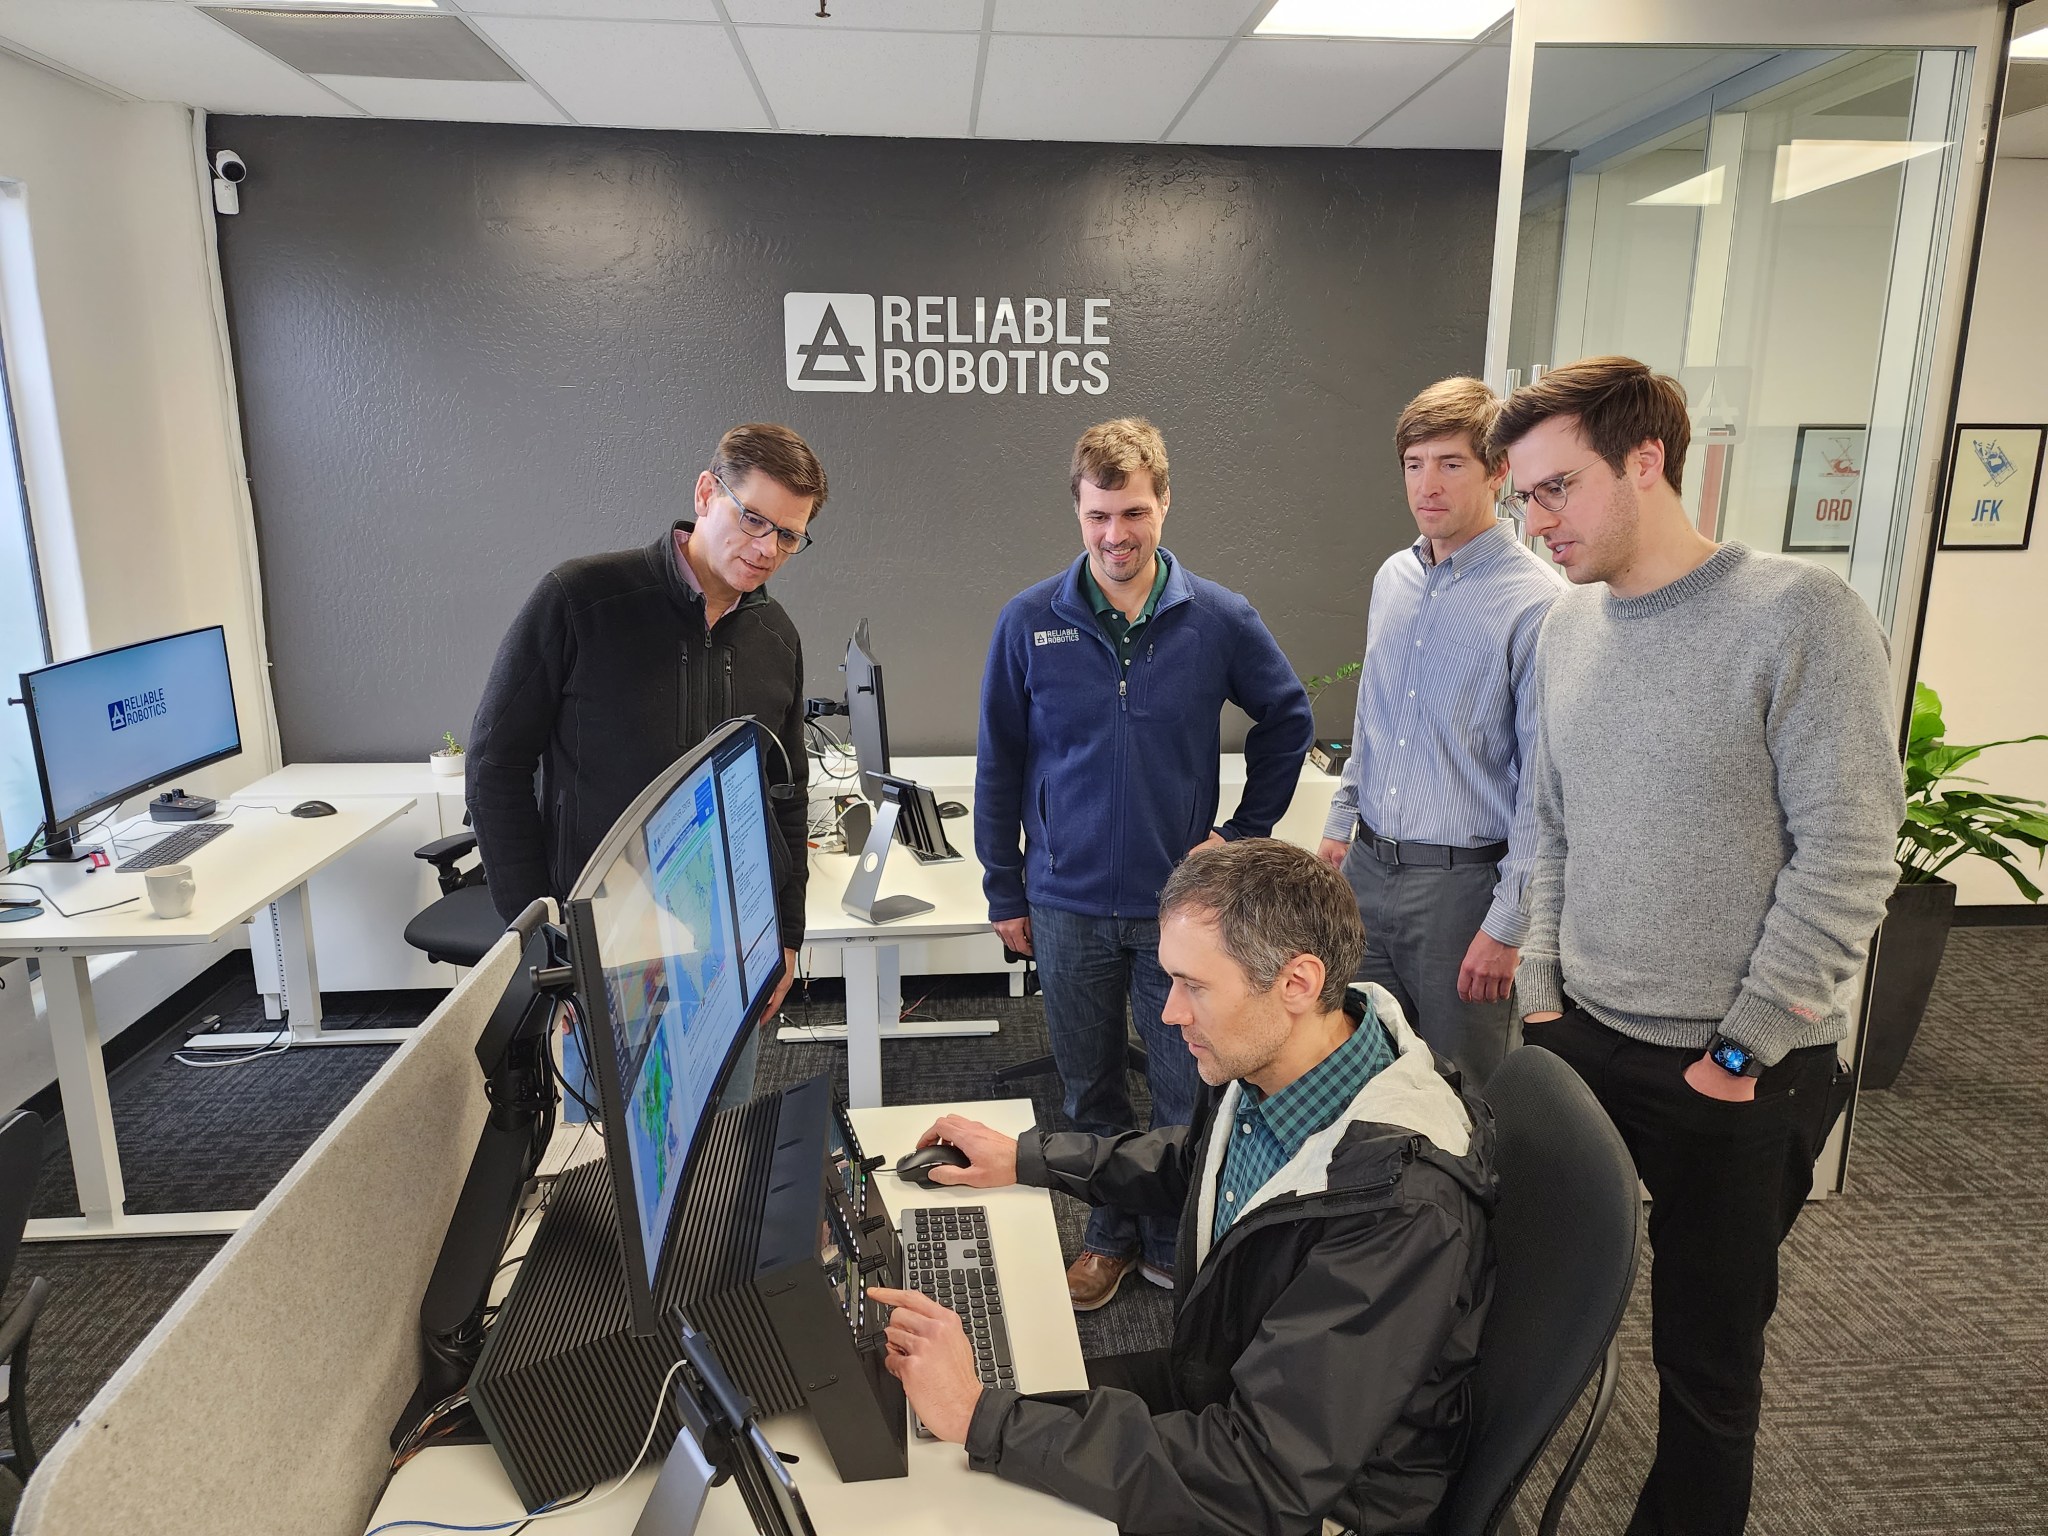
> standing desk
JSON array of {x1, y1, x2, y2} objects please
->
[
  {"x1": 0, "y1": 795, "x2": 414, "y2": 1241},
  {"x1": 366, "y1": 1097, "x2": 1111, "y2": 1536}
]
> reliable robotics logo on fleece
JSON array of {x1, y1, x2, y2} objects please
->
[{"x1": 784, "y1": 292, "x2": 1112, "y2": 396}]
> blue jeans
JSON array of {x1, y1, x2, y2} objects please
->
[{"x1": 1029, "y1": 903, "x2": 1199, "y2": 1271}]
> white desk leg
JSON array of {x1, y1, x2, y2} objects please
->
[
  {"x1": 191, "y1": 885, "x2": 412, "y2": 1052},
  {"x1": 42, "y1": 954, "x2": 123, "y2": 1224},
  {"x1": 842, "y1": 943, "x2": 886, "y2": 1109}
]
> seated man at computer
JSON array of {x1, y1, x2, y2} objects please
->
[{"x1": 870, "y1": 839, "x2": 1497, "y2": 1536}]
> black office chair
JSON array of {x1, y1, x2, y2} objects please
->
[
  {"x1": 403, "y1": 820, "x2": 508, "y2": 969},
  {"x1": 988, "y1": 944, "x2": 1149, "y2": 1091},
  {"x1": 1441, "y1": 1045, "x2": 1643, "y2": 1536},
  {"x1": 0, "y1": 1110, "x2": 51, "y2": 1484}
]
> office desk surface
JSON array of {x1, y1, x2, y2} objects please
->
[
  {"x1": 0, "y1": 798, "x2": 414, "y2": 952},
  {"x1": 368, "y1": 1100, "x2": 1108, "y2": 1536}
]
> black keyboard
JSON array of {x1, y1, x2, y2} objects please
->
[
  {"x1": 116, "y1": 821, "x2": 232, "y2": 873},
  {"x1": 899, "y1": 1205, "x2": 1015, "y2": 1433}
]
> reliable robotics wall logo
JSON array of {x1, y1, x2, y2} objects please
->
[{"x1": 784, "y1": 292, "x2": 1111, "y2": 396}]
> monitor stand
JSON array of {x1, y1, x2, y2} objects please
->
[{"x1": 838, "y1": 796, "x2": 933, "y2": 925}]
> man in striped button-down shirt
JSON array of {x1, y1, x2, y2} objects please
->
[{"x1": 1317, "y1": 377, "x2": 1561, "y2": 1086}]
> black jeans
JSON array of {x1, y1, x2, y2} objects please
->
[{"x1": 1524, "y1": 1006, "x2": 1841, "y2": 1536}]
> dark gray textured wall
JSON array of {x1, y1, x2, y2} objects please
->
[{"x1": 210, "y1": 118, "x2": 1496, "y2": 761}]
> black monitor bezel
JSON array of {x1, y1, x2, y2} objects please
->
[
  {"x1": 843, "y1": 619, "x2": 890, "y2": 807},
  {"x1": 19, "y1": 624, "x2": 243, "y2": 839},
  {"x1": 561, "y1": 717, "x2": 788, "y2": 1336}
]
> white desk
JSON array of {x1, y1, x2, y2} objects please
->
[
  {"x1": 368, "y1": 1098, "x2": 1109, "y2": 1536},
  {"x1": 0, "y1": 796, "x2": 414, "y2": 1241}
]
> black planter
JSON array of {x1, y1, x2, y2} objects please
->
[{"x1": 1859, "y1": 878, "x2": 1958, "y2": 1091}]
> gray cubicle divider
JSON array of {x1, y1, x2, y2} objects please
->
[{"x1": 15, "y1": 919, "x2": 536, "y2": 1536}]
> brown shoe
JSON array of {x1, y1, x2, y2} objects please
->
[{"x1": 1067, "y1": 1250, "x2": 1138, "y2": 1311}]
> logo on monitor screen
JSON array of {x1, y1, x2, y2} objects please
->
[{"x1": 106, "y1": 687, "x2": 169, "y2": 731}]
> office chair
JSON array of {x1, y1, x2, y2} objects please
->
[
  {"x1": 1440, "y1": 1045, "x2": 1642, "y2": 1536},
  {"x1": 0, "y1": 1110, "x2": 51, "y2": 1484},
  {"x1": 402, "y1": 820, "x2": 507, "y2": 969},
  {"x1": 988, "y1": 944, "x2": 1149, "y2": 1091}
]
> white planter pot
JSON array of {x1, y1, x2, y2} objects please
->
[{"x1": 429, "y1": 751, "x2": 466, "y2": 778}]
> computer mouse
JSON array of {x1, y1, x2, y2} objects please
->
[
  {"x1": 290, "y1": 800, "x2": 338, "y2": 818},
  {"x1": 894, "y1": 1143, "x2": 972, "y2": 1187},
  {"x1": 937, "y1": 800, "x2": 968, "y2": 818}
]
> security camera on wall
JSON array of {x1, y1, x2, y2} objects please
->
[{"x1": 212, "y1": 150, "x2": 246, "y2": 216}]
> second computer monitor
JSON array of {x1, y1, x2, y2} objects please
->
[
  {"x1": 564, "y1": 719, "x2": 787, "y2": 1335},
  {"x1": 843, "y1": 619, "x2": 889, "y2": 806}
]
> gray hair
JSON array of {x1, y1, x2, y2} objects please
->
[{"x1": 1158, "y1": 839, "x2": 1364, "y2": 1012}]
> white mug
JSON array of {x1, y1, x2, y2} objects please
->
[{"x1": 145, "y1": 864, "x2": 197, "y2": 920}]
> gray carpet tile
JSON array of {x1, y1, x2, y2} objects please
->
[{"x1": 4, "y1": 927, "x2": 2045, "y2": 1535}]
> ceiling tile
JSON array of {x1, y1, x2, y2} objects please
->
[
  {"x1": 993, "y1": 0, "x2": 1255, "y2": 37},
  {"x1": 977, "y1": 33, "x2": 1221, "y2": 143},
  {"x1": 1357, "y1": 43, "x2": 1505, "y2": 149},
  {"x1": 739, "y1": 26, "x2": 978, "y2": 137},
  {"x1": 205, "y1": 8, "x2": 520, "y2": 81},
  {"x1": 461, "y1": 0, "x2": 719, "y2": 17},
  {"x1": 1170, "y1": 37, "x2": 1465, "y2": 147},
  {"x1": 313, "y1": 74, "x2": 568, "y2": 122},
  {"x1": 0, "y1": 0, "x2": 357, "y2": 112},
  {"x1": 725, "y1": 0, "x2": 980, "y2": 29},
  {"x1": 468, "y1": 14, "x2": 769, "y2": 128}
]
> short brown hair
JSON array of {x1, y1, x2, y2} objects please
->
[
  {"x1": 1159, "y1": 838, "x2": 1365, "y2": 1013},
  {"x1": 1395, "y1": 376, "x2": 1503, "y2": 471},
  {"x1": 1071, "y1": 417, "x2": 1169, "y2": 502},
  {"x1": 710, "y1": 422, "x2": 828, "y2": 515},
  {"x1": 1487, "y1": 356, "x2": 1689, "y2": 494}
]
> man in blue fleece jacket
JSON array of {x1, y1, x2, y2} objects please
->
[{"x1": 975, "y1": 417, "x2": 1313, "y2": 1311}]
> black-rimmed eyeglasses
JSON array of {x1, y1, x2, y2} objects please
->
[
  {"x1": 1499, "y1": 460, "x2": 1602, "y2": 520},
  {"x1": 714, "y1": 470, "x2": 814, "y2": 556}
]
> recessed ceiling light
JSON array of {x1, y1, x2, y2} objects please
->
[
  {"x1": 1771, "y1": 139, "x2": 1949, "y2": 201},
  {"x1": 1255, "y1": 0, "x2": 1513, "y2": 41},
  {"x1": 2012, "y1": 26, "x2": 2048, "y2": 60},
  {"x1": 1632, "y1": 166, "x2": 1724, "y2": 207},
  {"x1": 223, "y1": 1, "x2": 442, "y2": 9}
]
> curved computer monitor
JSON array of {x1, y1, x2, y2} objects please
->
[
  {"x1": 563, "y1": 718, "x2": 787, "y2": 1335},
  {"x1": 843, "y1": 619, "x2": 889, "y2": 807},
  {"x1": 19, "y1": 625, "x2": 241, "y2": 859}
]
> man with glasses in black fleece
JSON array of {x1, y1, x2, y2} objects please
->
[{"x1": 468, "y1": 423, "x2": 824, "y2": 1099}]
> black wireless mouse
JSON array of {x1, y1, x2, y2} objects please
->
[
  {"x1": 894, "y1": 1143, "x2": 972, "y2": 1187},
  {"x1": 290, "y1": 800, "x2": 338, "y2": 818}
]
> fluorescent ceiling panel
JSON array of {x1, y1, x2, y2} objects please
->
[
  {"x1": 461, "y1": 0, "x2": 718, "y2": 16},
  {"x1": 2013, "y1": 25, "x2": 2048, "y2": 59},
  {"x1": 0, "y1": 0, "x2": 355, "y2": 111},
  {"x1": 314, "y1": 74, "x2": 567, "y2": 121},
  {"x1": 725, "y1": 0, "x2": 980, "y2": 28},
  {"x1": 1632, "y1": 165, "x2": 1723, "y2": 206},
  {"x1": 1170, "y1": 36, "x2": 1464, "y2": 146},
  {"x1": 992, "y1": 0, "x2": 1257, "y2": 36},
  {"x1": 977, "y1": 33, "x2": 1222, "y2": 142},
  {"x1": 740, "y1": 26, "x2": 979, "y2": 136},
  {"x1": 1771, "y1": 139, "x2": 1948, "y2": 202},
  {"x1": 1257, "y1": 0, "x2": 1510, "y2": 41},
  {"x1": 204, "y1": 8, "x2": 520, "y2": 79},
  {"x1": 1356, "y1": 40, "x2": 1507, "y2": 149},
  {"x1": 471, "y1": 14, "x2": 768, "y2": 128}
]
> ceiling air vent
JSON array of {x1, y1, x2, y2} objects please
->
[{"x1": 202, "y1": 8, "x2": 520, "y2": 81}]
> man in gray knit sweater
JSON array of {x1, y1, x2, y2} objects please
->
[{"x1": 1489, "y1": 357, "x2": 1903, "y2": 1536}]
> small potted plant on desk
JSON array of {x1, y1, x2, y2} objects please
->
[
  {"x1": 1863, "y1": 683, "x2": 2047, "y2": 1089},
  {"x1": 1301, "y1": 660, "x2": 1362, "y2": 775},
  {"x1": 430, "y1": 731, "x2": 466, "y2": 779}
]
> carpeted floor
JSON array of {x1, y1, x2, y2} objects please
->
[{"x1": 3, "y1": 928, "x2": 2044, "y2": 1532}]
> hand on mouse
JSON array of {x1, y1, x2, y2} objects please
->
[{"x1": 915, "y1": 1115, "x2": 1018, "y2": 1188}]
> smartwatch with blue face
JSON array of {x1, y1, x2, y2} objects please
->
[{"x1": 1707, "y1": 1034, "x2": 1765, "y2": 1079}]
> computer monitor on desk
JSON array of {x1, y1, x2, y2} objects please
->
[
  {"x1": 18, "y1": 625, "x2": 241, "y2": 860},
  {"x1": 842, "y1": 619, "x2": 889, "y2": 807}
]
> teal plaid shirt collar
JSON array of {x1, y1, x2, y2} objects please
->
[{"x1": 1239, "y1": 992, "x2": 1396, "y2": 1155}]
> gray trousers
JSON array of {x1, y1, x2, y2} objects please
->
[{"x1": 1339, "y1": 838, "x2": 1516, "y2": 1087}]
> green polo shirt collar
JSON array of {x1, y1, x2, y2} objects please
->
[{"x1": 1082, "y1": 550, "x2": 1171, "y2": 662}]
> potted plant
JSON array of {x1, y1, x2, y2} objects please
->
[
  {"x1": 430, "y1": 730, "x2": 466, "y2": 778},
  {"x1": 1861, "y1": 683, "x2": 2047, "y2": 1089}
]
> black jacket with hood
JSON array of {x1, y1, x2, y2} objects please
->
[
  {"x1": 965, "y1": 985, "x2": 1497, "y2": 1536},
  {"x1": 466, "y1": 523, "x2": 808, "y2": 939}
]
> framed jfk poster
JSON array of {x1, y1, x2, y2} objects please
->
[
  {"x1": 1782, "y1": 425, "x2": 1866, "y2": 552},
  {"x1": 1940, "y1": 424, "x2": 2043, "y2": 551}
]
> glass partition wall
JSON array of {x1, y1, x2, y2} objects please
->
[{"x1": 1503, "y1": 45, "x2": 1971, "y2": 629}]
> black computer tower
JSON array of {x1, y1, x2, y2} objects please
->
[{"x1": 467, "y1": 1076, "x2": 905, "y2": 1508}]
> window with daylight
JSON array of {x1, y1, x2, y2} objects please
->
[{"x1": 0, "y1": 327, "x2": 51, "y2": 859}]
